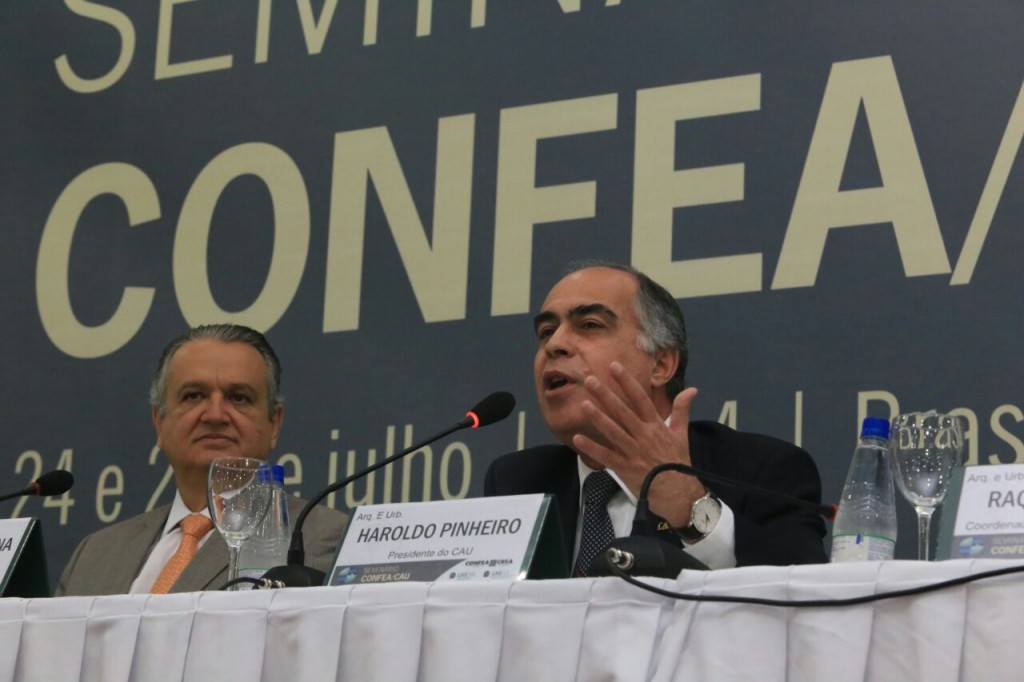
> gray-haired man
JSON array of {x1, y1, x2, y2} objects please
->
[{"x1": 56, "y1": 324, "x2": 347, "y2": 595}]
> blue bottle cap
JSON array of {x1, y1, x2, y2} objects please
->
[
  {"x1": 861, "y1": 417, "x2": 890, "y2": 439},
  {"x1": 257, "y1": 463, "x2": 285, "y2": 483}
]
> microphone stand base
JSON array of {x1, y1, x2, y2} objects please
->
[
  {"x1": 261, "y1": 565, "x2": 327, "y2": 588},
  {"x1": 589, "y1": 536, "x2": 709, "y2": 578}
]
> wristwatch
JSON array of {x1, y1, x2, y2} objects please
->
[{"x1": 677, "y1": 490, "x2": 722, "y2": 544}]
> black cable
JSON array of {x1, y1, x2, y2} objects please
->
[
  {"x1": 220, "y1": 576, "x2": 292, "y2": 590},
  {"x1": 219, "y1": 576, "x2": 266, "y2": 590},
  {"x1": 608, "y1": 560, "x2": 1024, "y2": 607}
]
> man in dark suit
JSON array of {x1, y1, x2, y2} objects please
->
[
  {"x1": 485, "y1": 263, "x2": 827, "y2": 574},
  {"x1": 55, "y1": 324, "x2": 347, "y2": 595}
]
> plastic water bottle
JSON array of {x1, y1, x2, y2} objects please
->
[
  {"x1": 237, "y1": 463, "x2": 291, "y2": 583},
  {"x1": 830, "y1": 417, "x2": 898, "y2": 562}
]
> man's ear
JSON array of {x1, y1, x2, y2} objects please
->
[
  {"x1": 151, "y1": 405, "x2": 163, "y2": 449},
  {"x1": 651, "y1": 348, "x2": 679, "y2": 390}
]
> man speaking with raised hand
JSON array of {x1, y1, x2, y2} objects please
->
[{"x1": 485, "y1": 262, "x2": 828, "y2": 576}]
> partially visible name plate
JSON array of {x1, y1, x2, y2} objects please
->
[
  {"x1": 937, "y1": 464, "x2": 1024, "y2": 560},
  {"x1": 0, "y1": 518, "x2": 49, "y2": 597},
  {"x1": 328, "y1": 494, "x2": 564, "y2": 585}
]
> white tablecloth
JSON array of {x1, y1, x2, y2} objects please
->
[{"x1": 3, "y1": 559, "x2": 1022, "y2": 682}]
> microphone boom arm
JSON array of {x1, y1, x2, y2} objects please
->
[
  {"x1": 287, "y1": 420, "x2": 465, "y2": 566},
  {"x1": 280, "y1": 390, "x2": 516, "y2": 575}
]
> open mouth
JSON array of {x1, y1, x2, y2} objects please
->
[{"x1": 543, "y1": 371, "x2": 574, "y2": 391}]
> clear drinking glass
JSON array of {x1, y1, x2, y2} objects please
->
[
  {"x1": 207, "y1": 457, "x2": 271, "y2": 589},
  {"x1": 890, "y1": 411, "x2": 965, "y2": 561}
]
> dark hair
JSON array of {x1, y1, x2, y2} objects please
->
[
  {"x1": 149, "y1": 324, "x2": 282, "y2": 417},
  {"x1": 565, "y1": 261, "x2": 688, "y2": 399}
]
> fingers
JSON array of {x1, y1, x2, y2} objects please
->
[
  {"x1": 608, "y1": 362, "x2": 664, "y2": 422},
  {"x1": 669, "y1": 387, "x2": 698, "y2": 436},
  {"x1": 581, "y1": 362, "x2": 662, "y2": 435},
  {"x1": 580, "y1": 375, "x2": 641, "y2": 443},
  {"x1": 577, "y1": 395, "x2": 636, "y2": 459}
]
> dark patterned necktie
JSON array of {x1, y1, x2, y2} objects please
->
[{"x1": 574, "y1": 470, "x2": 619, "y2": 577}]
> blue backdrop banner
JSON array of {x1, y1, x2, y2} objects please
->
[{"x1": 3, "y1": 1, "x2": 1024, "y2": 584}]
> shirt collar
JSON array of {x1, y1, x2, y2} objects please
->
[
  {"x1": 576, "y1": 457, "x2": 638, "y2": 506},
  {"x1": 160, "y1": 489, "x2": 213, "y2": 537}
]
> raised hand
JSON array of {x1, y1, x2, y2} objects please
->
[{"x1": 570, "y1": 361, "x2": 706, "y2": 529}]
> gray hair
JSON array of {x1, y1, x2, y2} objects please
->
[
  {"x1": 564, "y1": 261, "x2": 689, "y2": 399},
  {"x1": 149, "y1": 324, "x2": 283, "y2": 417}
]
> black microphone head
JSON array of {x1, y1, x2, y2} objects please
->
[
  {"x1": 465, "y1": 391, "x2": 516, "y2": 428},
  {"x1": 33, "y1": 470, "x2": 74, "y2": 496}
]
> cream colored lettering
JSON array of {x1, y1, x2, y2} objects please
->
[
  {"x1": 155, "y1": 0, "x2": 233, "y2": 80},
  {"x1": 491, "y1": 94, "x2": 617, "y2": 316},
  {"x1": 323, "y1": 115, "x2": 475, "y2": 332},
  {"x1": 774, "y1": 56, "x2": 950, "y2": 290},
  {"x1": 175, "y1": 142, "x2": 309, "y2": 331},
  {"x1": 37, "y1": 164, "x2": 160, "y2": 358},
  {"x1": 633, "y1": 74, "x2": 763, "y2": 298},
  {"x1": 990, "y1": 405, "x2": 1024, "y2": 465},
  {"x1": 55, "y1": 0, "x2": 136, "y2": 93}
]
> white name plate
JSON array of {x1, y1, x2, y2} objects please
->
[
  {"x1": 938, "y1": 464, "x2": 1024, "y2": 559},
  {"x1": 0, "y1": 518, "x2": 32, "y2": 582},
  {"x1": 328, "y1": 494, "x2": 556, "y2": 585},
  {"x1": 0, "y1": 517, "x2": 51, "y2": 598}
]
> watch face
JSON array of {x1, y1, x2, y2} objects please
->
[
  {"x1": 693, "y1": 507, "x2": 710, "y2": 533},
  {"x1": 693, "y1": 497, "x2": 721, "y2": 534}
]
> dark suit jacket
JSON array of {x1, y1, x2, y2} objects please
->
[
  {"x1": 54, "y1": 496, "x2": 348, "y2": 596},
  {"x1": 484, "y1": 420, "x2": 828, "y2": 569}
]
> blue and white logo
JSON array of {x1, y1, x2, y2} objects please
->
[{"x1": 957, "y1": 537, "x2": 986, "y2": 557}]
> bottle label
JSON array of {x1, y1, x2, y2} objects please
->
[{"x1": 830, "y1": 533, "x2": 896, "y2": 562}]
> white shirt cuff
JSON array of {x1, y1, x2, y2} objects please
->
[{"x1": 680, "y1": 500, "x2": 737, "y2": 569}]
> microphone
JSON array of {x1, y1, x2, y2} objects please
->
[
  {"x1": 261, "y1": 391, "x2": 517, "y2": 588},
  {"x1": 595, "y1": 460, "x2": 834, "y2": 579},
  {"x1": 0, "y1": 470, "x2": 75, "y2": 503}
]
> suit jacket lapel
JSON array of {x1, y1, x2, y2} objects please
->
[
  {"x1": 555, "y1": 446, "x2": 581, "y2": 569},
  {"x1": 106, "y1": 506, "x2": 170, "y2": 594}
]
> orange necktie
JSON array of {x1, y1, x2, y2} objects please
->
[{"x1": 150, "y1": 513, "x2": 214, "y2": 594}]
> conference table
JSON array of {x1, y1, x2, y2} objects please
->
[{"x1": 3, "y1": 558, "x2": 1022, "y2": 681}]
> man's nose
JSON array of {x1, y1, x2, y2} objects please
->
[
  {"x1": 545, "y1": 325, "x2": 575, "y2": 356},
  {"x1": 201, "y1": 394, "x2": 229, "y2": 422}
]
